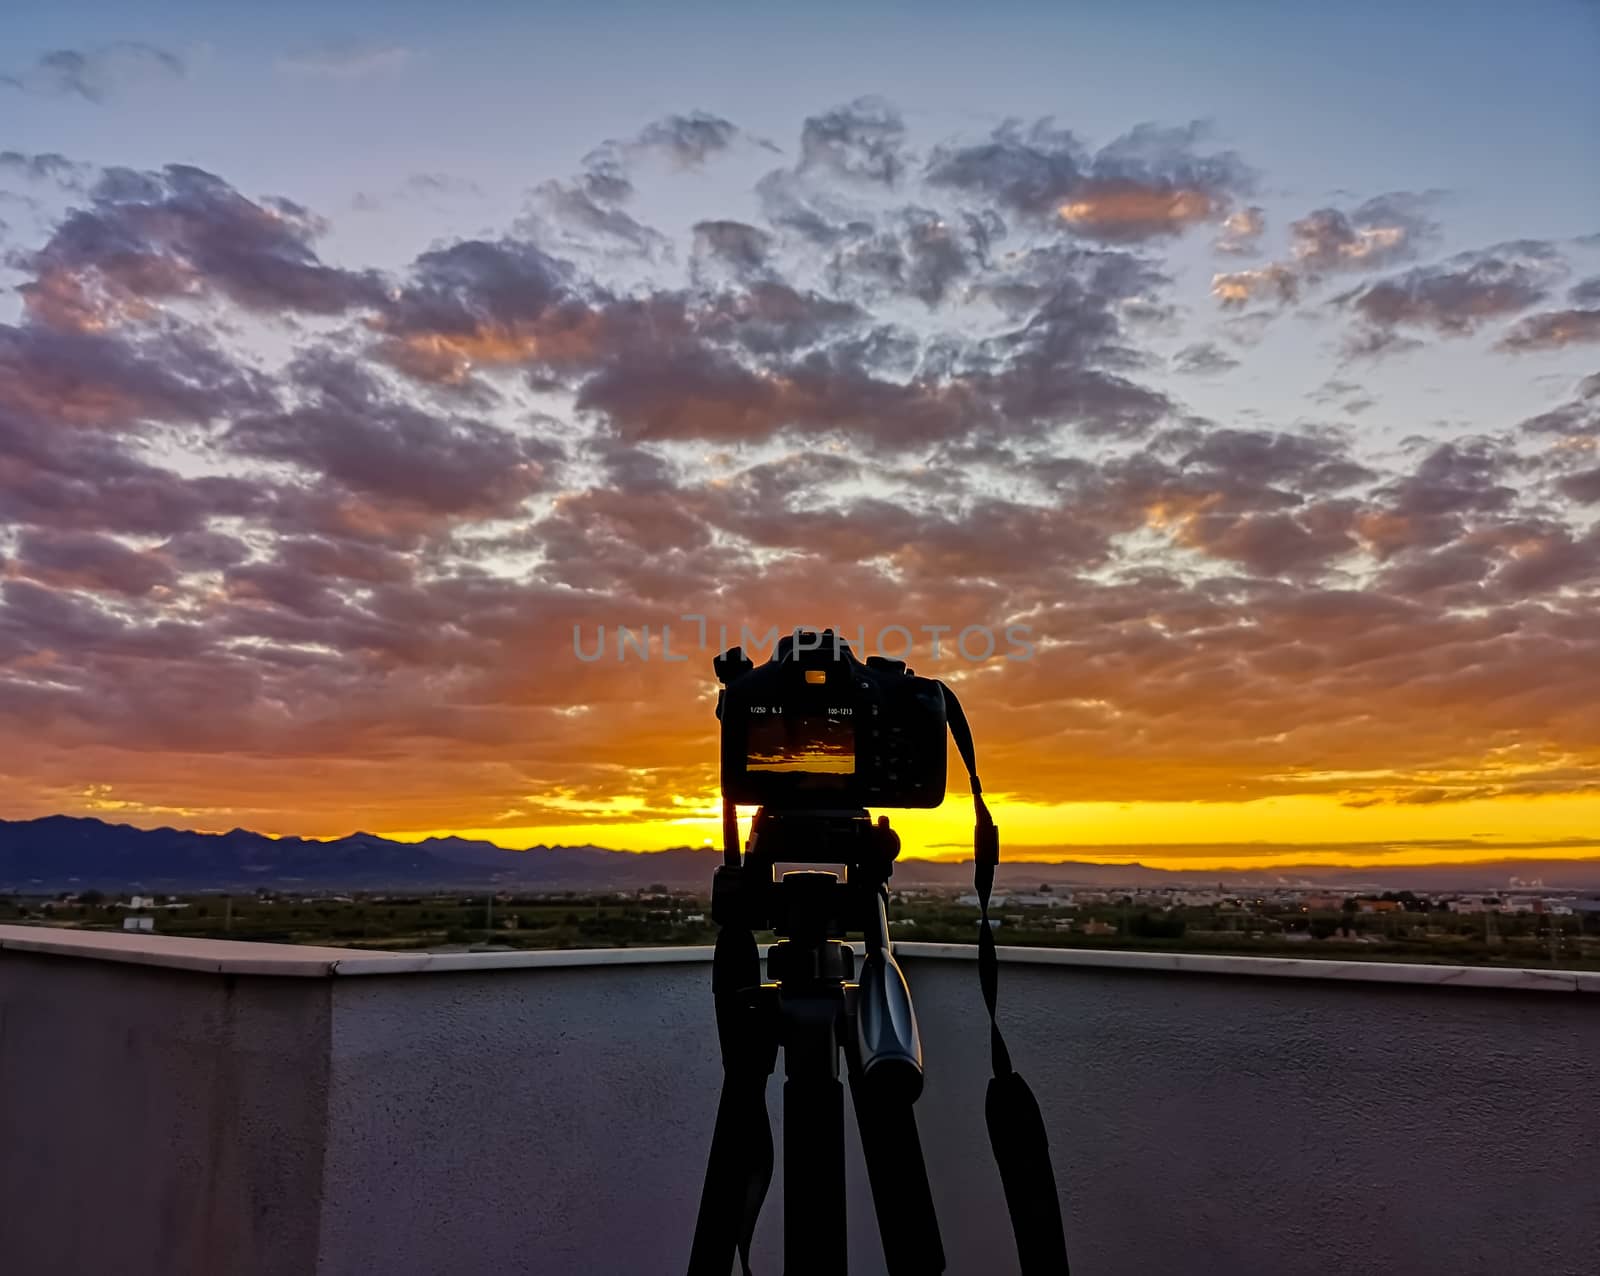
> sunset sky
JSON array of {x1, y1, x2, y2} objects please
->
[{"x1": 3, "y1": 2, "x2": 1599, "y2": 869}]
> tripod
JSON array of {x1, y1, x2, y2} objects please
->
[{"x1": 687, "y1": 807, "x2": 946, "y2": 1275}]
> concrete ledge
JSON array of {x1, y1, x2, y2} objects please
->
[
  {"x1": 328, "y1": 945, "x2": 718, "y2": 975},
  {"x1": 0, "y1": 923, "x2": 374, "y2": 976},
  {"x1": 0, "y1": 925, "x2": 714, "y2": 977},
  {"x1": 4, "y1": 924, "x2": 1597, "y2": 993},
  {"x1": 899, "y1": 941, "x2": 1600, "y2": 994}
]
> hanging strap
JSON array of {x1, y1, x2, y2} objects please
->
[{"x1": 942, "y1": 682, "x2": 1072, "y2": 1275}]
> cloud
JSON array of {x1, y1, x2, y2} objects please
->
[
  {"x1": 1335, "y1": 240, "x2": 1566, "y2": 346},
  {"x1": 7, "y1": 105, "x2": 1600, "y2": 837},
  {"x1": 572, "y1": 339, "x2": 989, "y2": 449},
  {"x1": 928, "y1": 118, "x2": 1250, "y2": 243},
  {"x1": 566, "y1": 112, "x2": 765, "y2": 211},
  {"x1": 276, "y1": 41, "x2": 414, "y2": 78},
  {"x1": 1212, "y1": 263, "x2": 1298, "y2": 308},
  {"x1": 1057, "y1": 181, "x2": 1221, "y2": 241},
  {"x1": 573, "y1": 147, "x2": 634, "y2": 205},
  {"x1": 405, "y1": 173, "x2": 480, "y2": 198},
  {"x1": 1171, "y1": 506, "x2": 1361, "y2": 576},
  {"x1": 969, "y1": 244, "x2": 1162, "y2": 317},
  {"x1": 0, "y1": 321, "x2": 272, "y2": 430},
  {"x1": 1340, "y1": 326, "x2": 1424, "y2": 361},
  {"x1": 0, "y1": 151, "x2": 87, "y2": 185},
  {"x1": 1558, "y1": 466, "x2": 1600, "y2": 504},
  {"x1": 524, "y1": 178, "x2": 668, "y2": 256},
  {"x1": 753, "y1": 168, "x2": 872, "y2": 245},
  {"x1": 800, "y1": 97, "x2": 910, "y2": 185},
  {"x1": 368, "y1": 218, "x2": 1163, "y2": 445},
  {"x1": 0, "y1": 413, "x2": 268, "y2": 537},
  {"x1": 1204, "y1": 191, "x2": 1441, "y2": 317},
  {"x1": 826, "y1": 207, "x2": 976, "y2": 306},
  {"x1": 1377, "y1": 438, "x2": 1519, "y2": 519},
  {"x1": 1290, "y1": 192, "x2": 1439, "y2": 273},
  {"x1": 1176, "y1": 427, "x2": 1374, "y2": 494},
  {"x1": 689, "y1": 283, "x2": 862, "y2": 355},
  {"x1": 352, "y1": 172, "x2": 483, "y2": 212},
  {"x1": 514, "y1": 124, "x2": 688, "y2": 259},
  {"x1": 226, "y1": 353, "x2": 561, "y2": 518},
  {"x1": 369, "y1": 237, "x2": 593, "y2": 382},
  {"x1": 19, "y1": 164, "x2": 387, "y2": 331},
  {"x1": 1213, "y1": 206, "x2": 1264, "y2": 255},
  {"x1": 1496, "y1": 308, "x2": 1600, "y2": 352},
  {"x1": 1570, "y1": 276, "x2": 1600, "y2": 307},
  {"x1": 1171, "y1": 342, "x2": 1240, "y2": 375},
  {"x1": 2, "y1": 43, "x2": 183, "y2": 102},
  {"x1": 6, "y1": 529, "x2": 177, "y2": 597},
  {"x1": 691, "y1": 219, "x2": 774, "y2": 277},
  {"x1": 1310, "y1": 378, "x2": 1376, "y2": 415},
  {"x1": 1521, "y1": 376, "x2": 1600, "y2": 438},
  {"x1": 635, "y1": 111, "x2": 749, "y2": 167},
  {"x1": 925, "y1": 117, "x2": 1085, "y2": 217}
]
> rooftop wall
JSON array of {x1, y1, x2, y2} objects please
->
[{"x1": 2, "y1": 926, "x2": 1596, "y2": 1276}]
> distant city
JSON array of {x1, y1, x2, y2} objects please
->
[{"x1": 5, "y1": 814, "x2": 1599, "y2": 971}]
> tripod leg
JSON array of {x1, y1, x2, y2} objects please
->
[
  {"x1": 688, "y1": 927, "x2": 776, "y2": 1276},
  {"x1": 848, "y1": 1066, "x2": 946, "y2": 1275},
  {"x1": 689, "y1": 1074, "x2": 772, "y2": 1275},
  {"x1": 783, "y1": 1072, "x2": 847, "y2": 1274}
]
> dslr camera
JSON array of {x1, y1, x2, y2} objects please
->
[{"x1": 715, "y1": 629, "x2": 947, "y2": 809}]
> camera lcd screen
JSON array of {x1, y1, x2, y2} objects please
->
[{"x1": 746, "y1": 708, "x2": 856, "y2": 778}]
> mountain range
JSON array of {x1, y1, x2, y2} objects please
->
[{"x1": 4, "y1": 815, "x2": 1600, "y2": 894}]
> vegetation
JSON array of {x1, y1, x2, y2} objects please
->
[
  {"x1": 0, "y1": 891, "x2": 716, "y2": 950},
  {"x1": 5, "y1": 886, "x2": 1599, "y2": 971}
]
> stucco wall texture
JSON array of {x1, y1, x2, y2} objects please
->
[
  {"x1": 0, "y1": 951, "x2": 332, "y2": 1276},
  {"x1": 3, "y1": 942, "x2": 1597, "y2": 1276}
]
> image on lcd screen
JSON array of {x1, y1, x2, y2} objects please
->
[{"x1": 746, "y1": 710, "x2": 855, "y2": 776}]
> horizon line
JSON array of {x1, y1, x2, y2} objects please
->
[{"x1": 8, "y1": 812, "x2": 1600, "y2": 873}]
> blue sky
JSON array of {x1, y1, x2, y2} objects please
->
[{"x1": 9, "y1": 1, "x2": 1598, "y2": 232}]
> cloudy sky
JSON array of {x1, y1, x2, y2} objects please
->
[{"x1": 3, "y1": 1, "x2": 1599, "y2": 867}]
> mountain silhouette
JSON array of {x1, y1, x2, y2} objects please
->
[
  {"x1": 0, "y1": 814, "x2": 715, "y2": 891},
  {"x1": 4, "y1": 815, "x2": 1600, "y2": 893}
]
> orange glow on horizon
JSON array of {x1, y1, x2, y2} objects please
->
[{"x1": 375, "y1": 790, "x2": 1600, "y2": 872}]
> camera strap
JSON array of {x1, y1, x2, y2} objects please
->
[{"x1": 940, "y1": 682, "x2": 1072, "y2": 1275}]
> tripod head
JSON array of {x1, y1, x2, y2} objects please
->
[
  {"x1": 710, "y1": 806, "x2": 899, "y2": 937},
  {"x1": 710, "y1": 803, "x2": 924, "y2": 1102}
]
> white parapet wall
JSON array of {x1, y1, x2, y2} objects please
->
[{"x1": 1, "y1": 925, "x2": 1596, "y2": 1276}]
